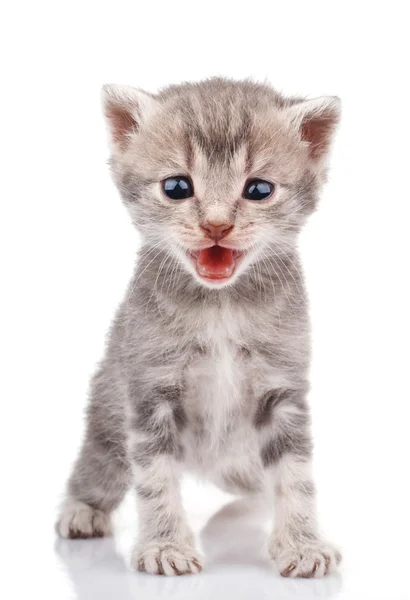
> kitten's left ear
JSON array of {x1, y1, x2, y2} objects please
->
[
  {"x1": 102, "y1": 84, "x2": 158, "y2": 151},
  {"x1": 286, "y1": 96, "x2": 341, "y2": 161}
]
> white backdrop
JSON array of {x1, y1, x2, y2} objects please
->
[{"x1": 1, "y1": 1, "x2": 409, "y2": 599}]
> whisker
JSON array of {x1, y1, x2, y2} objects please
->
[
  {"x1": 262, "y1": 241, "x2": 304, "y2": 299},
  {"x1": 127, "y1": 241, "x2": 165, "y2": 302},
  {"x1": 257, "y1": 247, "x2": 295, "y2": 310},
  {"x1": 150, "y1": 249, "x2": 175, "y2": 317}
]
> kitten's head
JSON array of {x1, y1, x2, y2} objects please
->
[{"x1": 102, "y1": 78, "x2": 340, "y2": 289}]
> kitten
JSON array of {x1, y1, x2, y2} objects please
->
[{"x1": 57, "y1": 77, "x2": 342, "y2": 578}]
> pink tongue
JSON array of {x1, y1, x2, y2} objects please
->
[{"x1": 197, "y1": 246, "x2": 235, "y2": 279}]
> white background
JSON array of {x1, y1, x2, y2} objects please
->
[{"x1": 1, "y1": 1, "x2": 409, "y2": 599}]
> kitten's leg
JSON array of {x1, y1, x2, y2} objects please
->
[
  {"x1": 129, "y1": 386, "x2": 202, "y2": 576},
  {"x1": 56, "y1": 366, "x2": 131, "y2": 539},
  {"x1": 259, "y1": 389, "x2": 342, "y2": 578},
  {"x1": 268, "y1": 454, "x2": 341, "y2": 577},
  {"x1": 56, "y1": 436, "x2": 130, "y2": 539}
]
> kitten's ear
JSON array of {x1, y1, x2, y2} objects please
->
[
  {"x1": 102, "y1": 84, "x2": 158, "y2": 150},
  {"x1": 286, "y1": 96, "x2": 341, "y2": 161}
]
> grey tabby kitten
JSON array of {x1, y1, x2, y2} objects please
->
[{"x1": 57, "y1": 77, "x2": 342, "y2": 578}]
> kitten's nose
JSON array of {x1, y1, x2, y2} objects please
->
[{"x1": 200, "y1": 222, "x2": 234, "y2": 242}]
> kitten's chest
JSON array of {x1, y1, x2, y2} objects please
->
[
  {"x1": 179, "y1": 304, "x2": 292, "y2": 475},
  {"x1": 183, "y1": 313, "x2": 252, "y2": 422},
  {"x1": 181, "y1": 312, "x2": 258, "y2": 468},
  {"x1": 181, "y1": 304, "x2": 283, "y2": 414},
  {"x1": 184, "y1": 338, "x2": 249, "y2": 416},
  {"x1": 182, "y1": 333, "x2": 262, "y2": 483}
]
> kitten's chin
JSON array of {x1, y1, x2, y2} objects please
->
[{"x1": 186, "y1": 246, "x2": 247, "y2": 288}]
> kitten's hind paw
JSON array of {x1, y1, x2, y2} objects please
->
[
  {"x1": 132, "y1": 542, "x2": 203, "y2": 576},
  {"x1": 56, "y1": 499, "x2": 112, "y2": 539}
]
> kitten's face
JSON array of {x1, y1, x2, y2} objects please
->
[{"x1": 104, "y1": 79, "x2": 340, "y2": 288}]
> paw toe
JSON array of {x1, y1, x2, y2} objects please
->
[
  {"x1": 274, "y1": 542, "x2": 341, "y2": 578},
  {"x1": 56, "y1": 500, "x2": 111, "y2": 539},
  {"x1": 133, "y1": 543, "x2": 203, "y2": 576}
]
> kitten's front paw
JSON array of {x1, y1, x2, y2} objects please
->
[
  {"x1": 56, "y1": 499, "x2": 112, "y2": 539},
  {"x1": 132, "y1": 542, "x2": 203, "y2": 576},
  {"x1": 270, "y1": 539, "x2": 342, "y2": 578}
]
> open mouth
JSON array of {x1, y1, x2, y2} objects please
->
[{"x1": 187, "y1": 246, "x2": 246, "y2": 282}]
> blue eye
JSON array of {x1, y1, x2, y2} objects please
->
[
  {"x1": 162, "y1": 176, "x2": 193, "y2": 200},
  {"x1": 243, "y1": 179, "x2": 274, "y2": 201}
]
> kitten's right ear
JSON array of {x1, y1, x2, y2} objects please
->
[
  {"x1": 285, "y1": 96, "x2": 341, "y2": 162},
  {"x1": 101, "y1": 84, "x2": 158, "y2": 151}
]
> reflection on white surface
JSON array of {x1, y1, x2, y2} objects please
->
[{"x1": 55, "y1": 498, "x2": 342, "y2": 600}]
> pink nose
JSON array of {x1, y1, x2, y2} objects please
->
[{"x1": 200, "y1": 222, "x2": 233, "y2": 242}]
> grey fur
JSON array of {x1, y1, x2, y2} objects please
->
[
  {"x1": 222, "y1": 469, "x2": 262, "y2": 494},
  {"x1": 261, "y1": 428, "x2": 313, "y2": 467},
  {"x1": 57, "y1": 77, "x2": 342, "y2": 578},
  {"x1": 254, "y1": 388, "x2": 308, "y2": 428}
]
